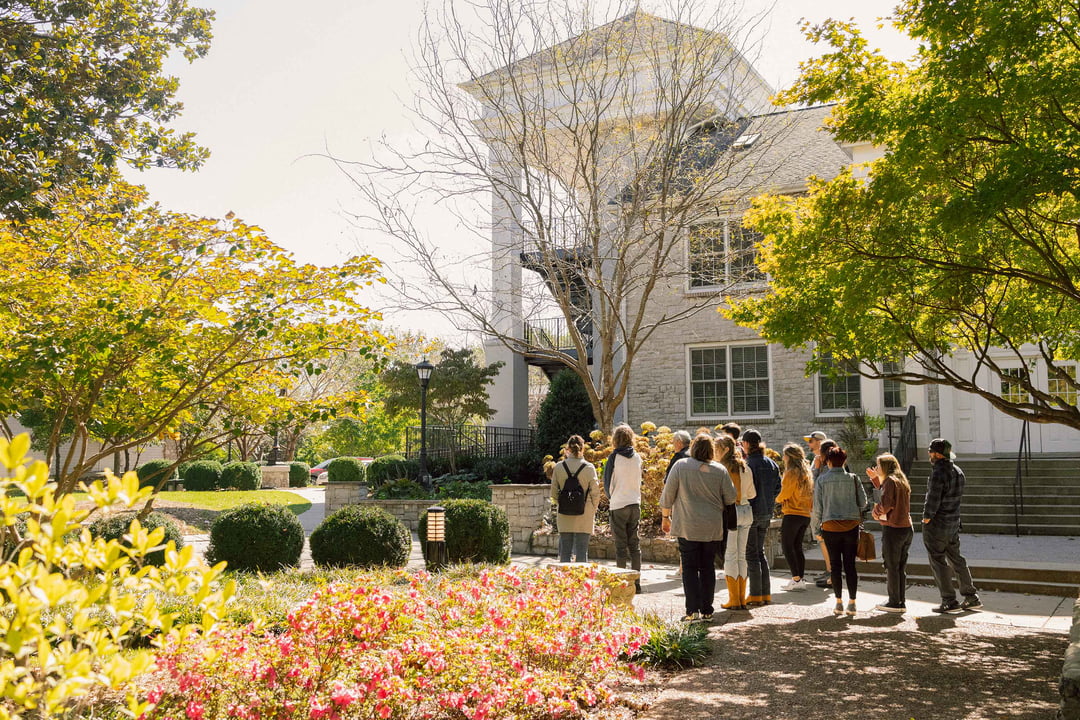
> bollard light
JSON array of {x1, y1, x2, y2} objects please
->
[{"x1": 425, "y1": 505, "x2": 448, "y2": 571}]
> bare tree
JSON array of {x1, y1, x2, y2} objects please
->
[{"x1": 341, "y1": 0, "x2": 798, "y2": 431}]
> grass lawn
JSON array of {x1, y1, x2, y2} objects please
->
[{"x1": 155, "y1": 490, "x2": 311, "y2": 516}]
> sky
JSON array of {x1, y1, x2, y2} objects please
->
[{"x1": 128, "y1": 0, "x2": 916, "y2": 339}]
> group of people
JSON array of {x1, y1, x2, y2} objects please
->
[{"x1": 549, "y1": 424, "x2": 982, "y2": 621}]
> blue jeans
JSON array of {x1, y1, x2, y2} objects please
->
[
  {"x1": 558, "y1": 532, "x2": 591, "y2": 562},
  {"x1": 678, "y1": 538, "x2": 720, "y2": 616},
  {"x1": 746, "y1": 515, "x2": 772, "y2": 598}
]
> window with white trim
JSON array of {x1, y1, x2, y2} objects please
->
[
  {"x1": 687, "y1": 219, "x2": 765, "y2": 289},
  {"x1": 689, "y1": 344, "x2": 771, "y2": 417},
  {"x1": 1049, "y1": 364, "x2": 1078, "y2": 407},
  {"x1": 882, "y1": 360, "x2": 906, "y2": 410},
  {"x1": 817, "y1": 355, "x2": 862, "y2": 413}
]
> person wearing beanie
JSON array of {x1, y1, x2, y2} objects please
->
[{"x1": 923, "y1": 438, "x2": 981, "y2": 613}]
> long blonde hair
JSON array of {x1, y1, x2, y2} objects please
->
[
  {"x1": 714, "y1": 435, "x2": 747, "y2": 477},
  {"x1": 877, "y1": 453, "x2": 910, "y2": 492},
  {"x1": 782, "y1": 443, "x2": 813, "y2": 496}
]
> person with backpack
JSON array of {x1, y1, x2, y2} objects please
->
[
  {"x1": 549, "y1": 434, "x2": 601, "y2": 563},
  {"x1": 660, "y1": 433, "x2": 736, "y2": 621},
  {"x1": 548, "y1": 433, "x2": 600, "y2": 561}
]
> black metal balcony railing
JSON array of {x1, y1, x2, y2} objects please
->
[
  {"x1": 524, "y1": 316, "x2": 593, "y2": 353},
  {"x1": 405, "y1": 424, "x2": 534, "y2": 461}
]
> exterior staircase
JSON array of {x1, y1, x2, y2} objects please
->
[{"x1": 903, "y1": 458, "x2": 1080, "y2": 536}]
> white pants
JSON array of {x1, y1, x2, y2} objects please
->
[{"x1": 725, "y1": 504, "x2": 753, "y2": 578}]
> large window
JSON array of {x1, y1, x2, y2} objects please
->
[
  {"x1": 687, "y1": 219, "x2": 765, "y2": 289},
  {"x1": 1049, "y1": 364, "x2": 1078, "y2": 407},
  {"x1": 882, "y1": 360, "x2": 907, "y2": 410},
  {"x1": 689, "y1": 344, "x2": 771, "y2": 417},
  {"x1": 818, "y1": 355, "x2": 862, "y2": 413}
]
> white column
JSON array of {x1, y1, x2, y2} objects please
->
[{"x1": 485, "y1": 147, "x2": 529, "y2": 429}]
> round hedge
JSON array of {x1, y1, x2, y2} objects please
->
[
  {"x1": 205, "y1": 502, "x2": 304, "y2": 572},
  {"x1": 366, "y1": 454, "x2": 410, "y2": 488},
  {"x1": 87, "y1": 511, "x2": 185, "y2": 567},
  {"x1": 372, "y1": 479, "x2": 430, "y2": 500},
  {"x1": 221, "y1": 461, "x2": 261, "y2": 491},
  {"x1": 288, "y1": 462, "x2": 310, "y2": 488},
  {"x1": 327, "y1": 457, "x2": 364, "y2": 483},
  {"x1": 419, "y1": 499, "x2": 510, "y2": 565},
  {"x1": 135, "y1": 459, "x2": 174, "y2": 489},
  {"x1": 310, "y1": 505, "x2": 411, "y2": 569},
  {"x1": 182, "y1": 460, "x2": 222, "y2": 491}
]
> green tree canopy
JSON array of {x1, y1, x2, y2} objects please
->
[
  {"x1": 534, "y1": 370, "x2": 596, "y2": 458},
  {"x1": 729, "y1": 0, "x2": 1080, "y2": 430},
  {"x1": 380, "y1": 348, "x2": 503, "y2": 429},
  {"x1": 0, "y1": 0, "x2": 214, "y2": 219},
  {"x1": 0, "y1": 181, "x2": 388, "y2": 492}
]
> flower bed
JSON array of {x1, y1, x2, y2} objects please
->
[{"x1": 140, "y1": 565, "x2": 648, "y2": 720}]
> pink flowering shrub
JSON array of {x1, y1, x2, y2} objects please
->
[{"x1": 140, "y1": 565, "x2": 648, "y2": 720}]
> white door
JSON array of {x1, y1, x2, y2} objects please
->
[
  {"x1": 1038, "y1": 362, "x2": 1080, "y2": 454},
  {"x1": 990, "y1": 360, "x2": 1039, "y2": 455}
]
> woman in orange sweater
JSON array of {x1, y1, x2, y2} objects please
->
[{"x1": 777, "y1": 443, "x2": 814, "y2": 592}]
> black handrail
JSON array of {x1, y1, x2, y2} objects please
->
[
  {"x1": 893, "y1": 405, "x2": 918, "y2": 476},
  {"x1": 1013, "y1": 420, "x2": 1030, "y2": 537}
]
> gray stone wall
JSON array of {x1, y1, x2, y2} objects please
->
[
  {"x1": 624, "y1": 276, "x2": 846, "y2": 445},
  {"x1": 490, "y1": 484, "x2": 550, "y2": 553},
  {"x1": 325, "y1": 482, "x2": 369, "y2": 513},
  {"x1": 1061, "y1": 595, "x2": 1080, "y2": 720},
  {"x1": 260, "y1": 465, "x2": 290, "y2": 489}
]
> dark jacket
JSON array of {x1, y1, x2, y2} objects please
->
[
  {"x1": 745, "y1": 449, "x2": 781, "y2": 518},
  {"x1": 664, "y1": 448, "x2": 690, "y2": 482},
  {"x1": 923, "y1": 457, "x2": 966, "y2": 525}
]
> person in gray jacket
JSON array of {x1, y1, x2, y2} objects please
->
[
  {"x1": 660, "y1": 433, "x2": 737, "y2": 622},
  {"x1": 811, "y1": 446, "x2": 868, "y2": 617}
]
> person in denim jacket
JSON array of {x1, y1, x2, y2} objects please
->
[{"x1": 811, "y1": 446, "x2": 867, "y2": 617}]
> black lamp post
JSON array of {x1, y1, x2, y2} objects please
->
[
  {"x1": 268, "y1": 388, "x2": 287, "y2": 466},
  {"x1": 415, "y1": 358, "x2": 435, "y2": 491}
]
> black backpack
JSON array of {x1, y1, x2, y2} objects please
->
[{"x1": 557, "y1": 461, "x2": 589, "y2": 516}]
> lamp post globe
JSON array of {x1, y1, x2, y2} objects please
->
[{"x1": 415, "y1": 359, "x2": 435, "y2": 491}]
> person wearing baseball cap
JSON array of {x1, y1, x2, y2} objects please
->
[{"x1": 923, "y1": 438, "x2": 981, "y2": 613}]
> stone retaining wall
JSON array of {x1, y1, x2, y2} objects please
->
[
  {"x1": 1061, "y1": 595, "x2": 1080, "y2": 720},
  {"x1": 325, "y1": 482, "x2": 369, "y2": 514},
  {"x1": 490, "y1": 484, "x2": 550, "y2": 553},
  {"x1": 260, "y1": 465, "x2": 290, "y2": 489}
]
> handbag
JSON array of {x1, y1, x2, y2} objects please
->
[{"x1": 853, "y1": 475, "x2": 877, "y2": 562}]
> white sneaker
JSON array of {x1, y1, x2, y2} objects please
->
[{"x1": 782, "y1": 579, "x2": 807, "y2": 592}]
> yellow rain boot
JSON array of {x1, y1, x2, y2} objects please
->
[
  {"x1": 721, "y1": 576, "x2": 740, "y2": 610},
  {"x1": 737, "y1": 577, "x2": 748, "y2": 610}
]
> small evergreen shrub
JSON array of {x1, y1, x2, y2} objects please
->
[
  {"x1": 435, "y1": 477, "x2": 491, "y2": 501},
  {"x1": 182, "y1": 460, "x2": 222, "y2": 492},
  {"x1": 135, "y1": 459, "x2": 175, "y2": 489},
  {"x1": 288, "y1": 462, "x2": 310, "y2": 488},
  {"x1": 309, "y1": 505, "x2": 411, "y2": 569},
  {"x1": 221, "y1": 461, "x2": 261, "y2": 491},
  {"x1": 88, "y1": 511, "x2": 185, "y2": 567},
  {"x1": 419, "y1": 499, "x2": 510, "y2": 565},
  {"x1": 205, "y1": 502, "x2": 304, "y2": 572},
  {"x1": 327, "y1": 457, "x2": 365, "y2": 483},
  {"x1": 534, "y1": 369, "x2": 596, "y2": 458},
  {"x1": 371, "y1": 478, "x2": 430, "y2": 500},
  {"x1": 366, "y1": 454, "x2": 410, "y2": 487}
]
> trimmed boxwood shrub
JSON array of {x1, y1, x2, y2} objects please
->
[
  {"x1": 288, "y1": 462, "x2": 310, "y2": 488},
  {"x1": 182, "y1": 460, "x2": 222, "y2": 492},
  {"x1": 419, "y1": 499, "x2": 510, "y2": 565},
  {"x1": 309, "y1": 505, "x2": 411, "y2": 569},
  {"x1": 135, "y1": 459, "x2": 175, "y2": 489},
  {"x1": 327, "y1": 457, "x2": 365, "y2": 484},
  {"x1": 365, "y1": 454, "x2": 409, "y2": 487},
  {"x1": 205, "y1": 502, "x2": 304, "y2": 572},
  {"x1": 221, "y1": 461, "x2": 261, "y2": 491},
  {"x1": 371, "y1": 479, "x2": 430, "y2": 500},
  {"x1": 87, "y1": 511, "x2": 185, "y2": 567}
]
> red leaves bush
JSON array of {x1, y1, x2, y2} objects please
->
[{"x1": 140, "y1": 566, "x2": 648, "y2": 720}]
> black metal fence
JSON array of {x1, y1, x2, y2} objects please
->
[
  {"x1": 405, "y1": 424, "x2": 534, "y2": 461},
  {"x1": 889, "y1": 405, "x2": 918, "y2": 475}
]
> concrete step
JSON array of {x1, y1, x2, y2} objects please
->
[
  {"x1": 862, "y1": 519, "x2": 1080, "y2": 535},
  {"x1": 775, "y1": 557, "x2": 1080, "y2": 597}
]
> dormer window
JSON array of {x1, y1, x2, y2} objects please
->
[{"x1": 732, "y1": 132, "x2": 760, "y2": 148}]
